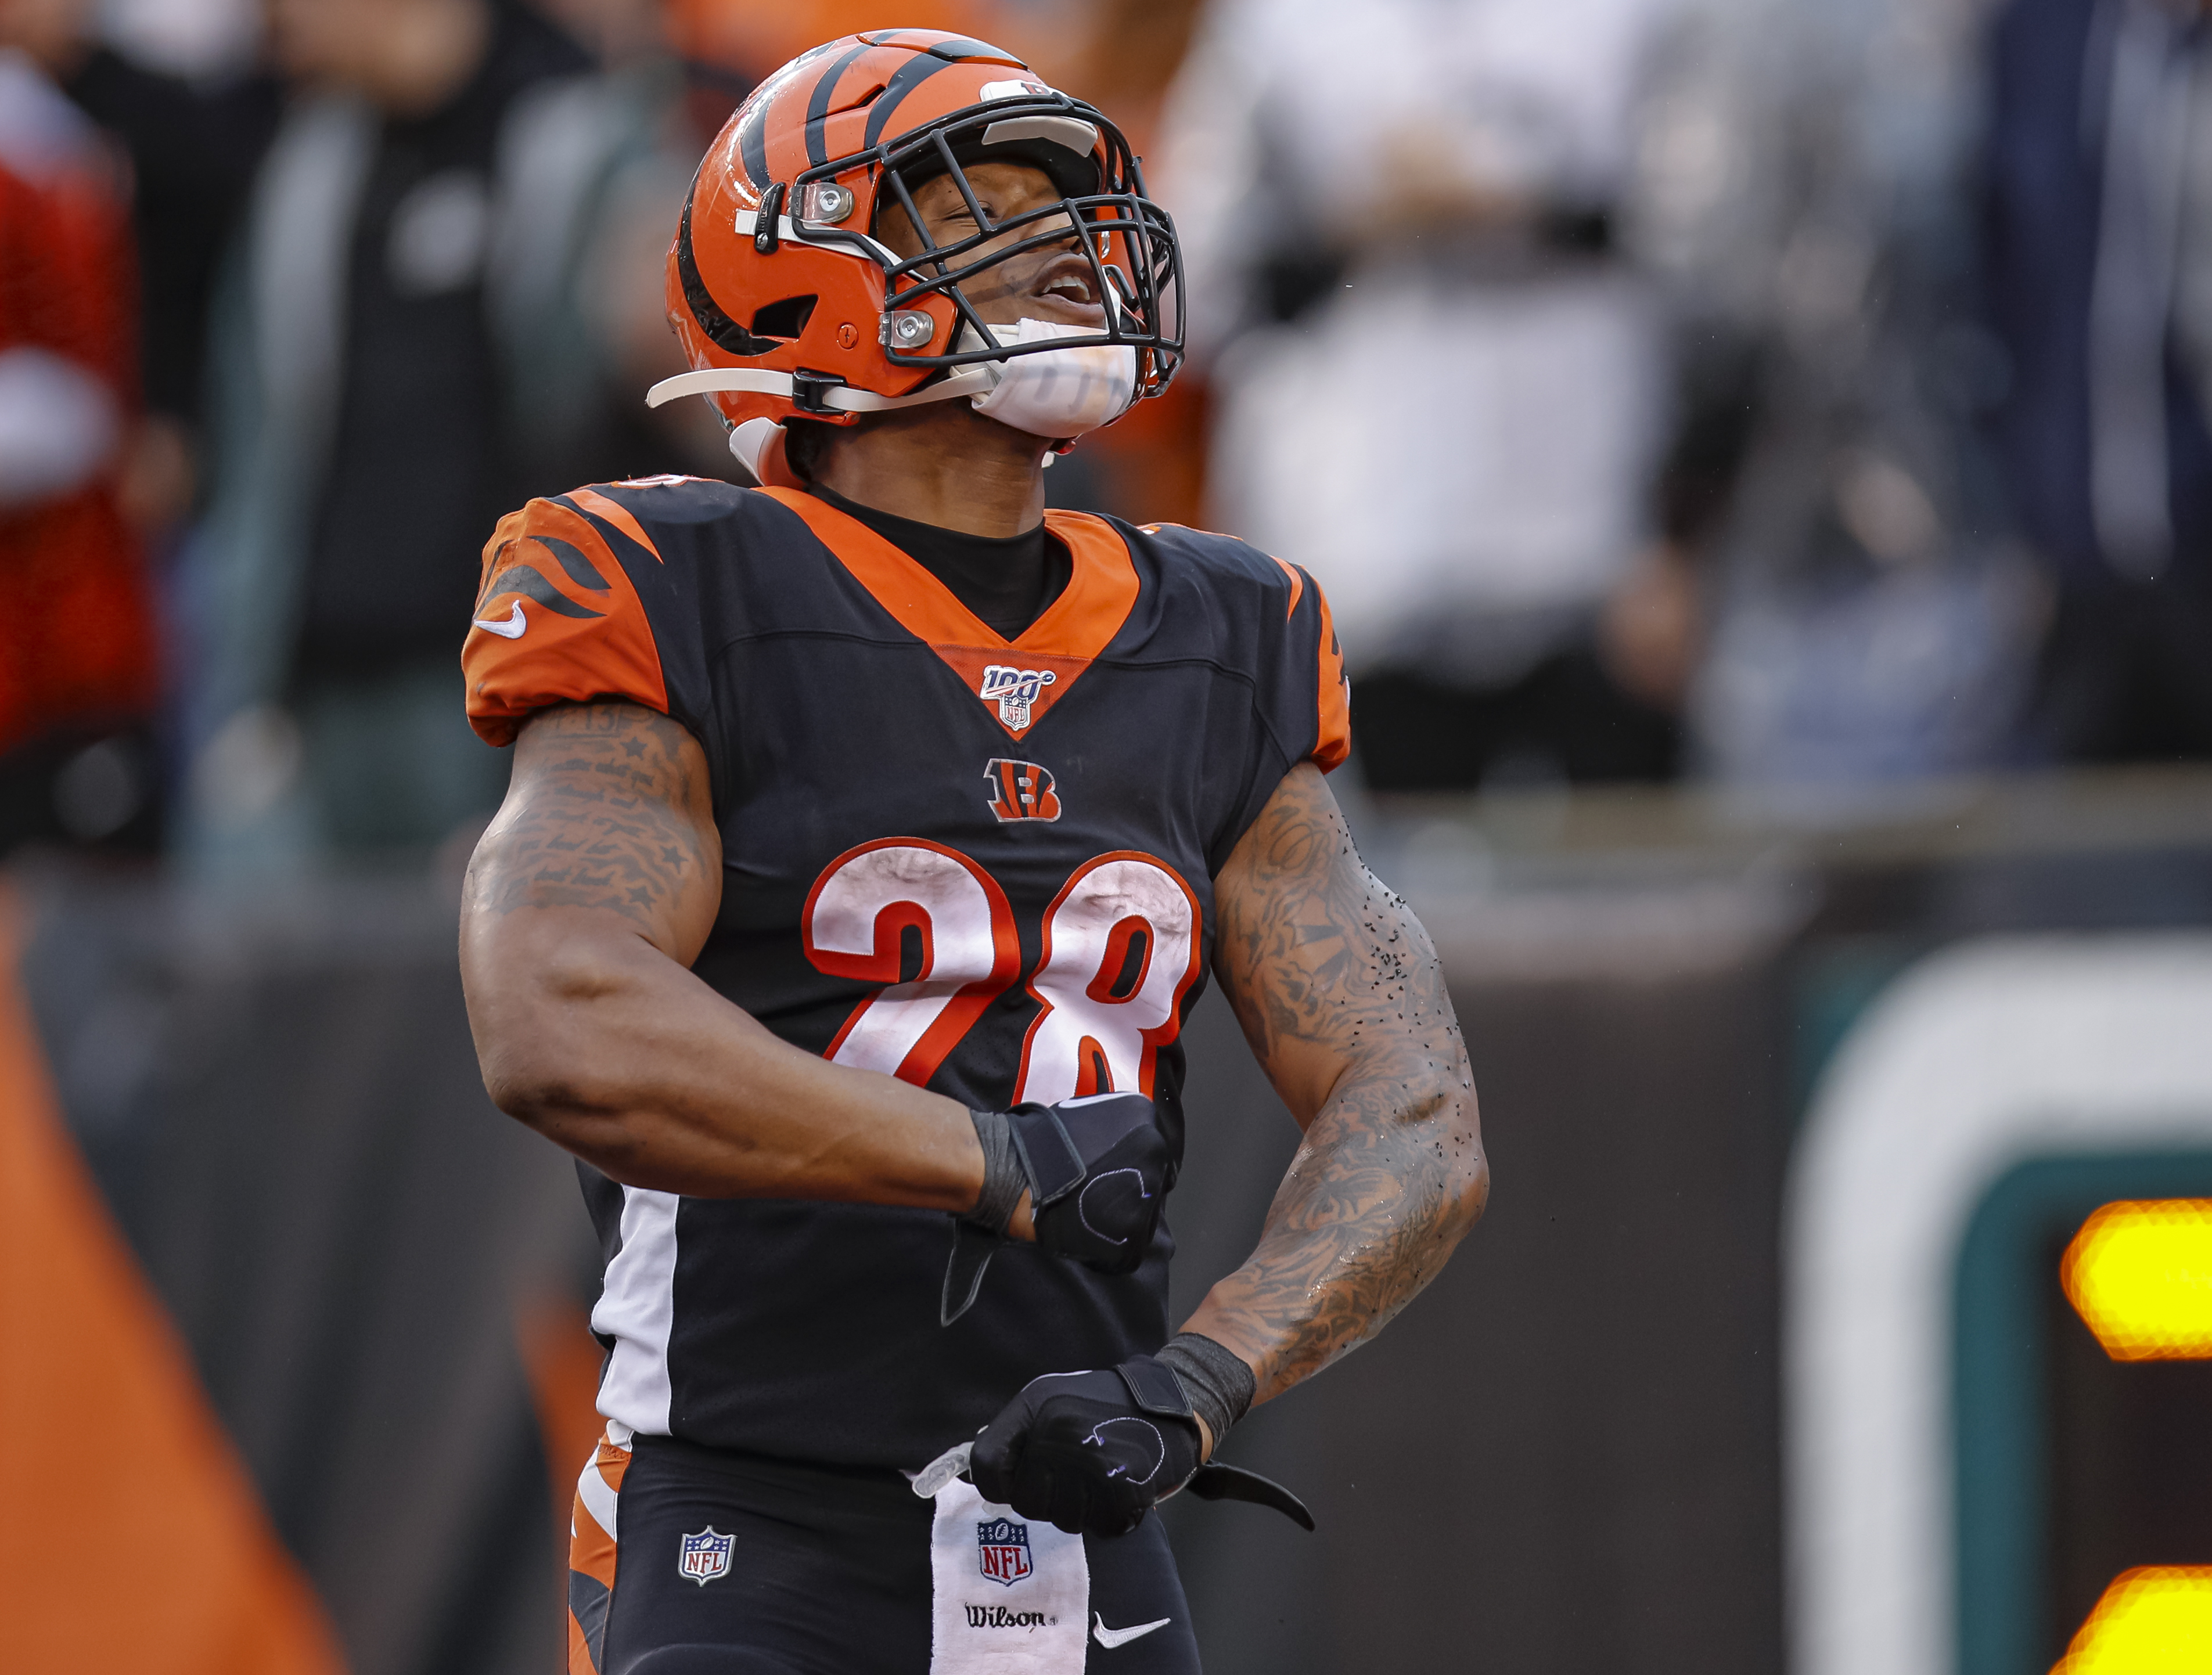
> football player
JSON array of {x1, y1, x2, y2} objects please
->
[{"x1": 457, "y1": 30, "x2": 1487, "y2": 1675}]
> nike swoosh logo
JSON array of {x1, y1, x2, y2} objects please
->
[
  {"x1": 472, "y1": 601, "x2": 527, "y2": 639},
  {"x1": 1093, "y1": 1615, "x2": 1171, "y2": 1649}
]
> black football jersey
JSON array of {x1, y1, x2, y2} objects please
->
[{"x1": 463, "y1": 478, "x2": 1349, "y2": 1469}]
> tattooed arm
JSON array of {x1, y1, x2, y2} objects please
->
[
  {"x1": 1184, "y1": 762, "x2": 1487, "y2": 1420},
  {"x1": 459, "y1": 700, "x2": 999, "y2": 1215}
]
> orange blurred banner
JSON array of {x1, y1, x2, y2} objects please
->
[{"x1": 0, "y1": 887, "x2": 347, "y2": 1674}]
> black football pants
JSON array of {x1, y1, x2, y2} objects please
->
[{"x1": 570, "y1": 1431, "x2": 1202, "y2": 1674}]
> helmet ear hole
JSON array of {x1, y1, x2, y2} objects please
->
[{"x1": 750, "y1": 296, "x2": 819, "y2": 340}]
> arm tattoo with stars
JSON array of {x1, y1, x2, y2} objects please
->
[
  {"x1": 467, "y1": 702, "x2": 718, "y2": 945},
  {"x1": 1202, "y1": 765, "x2": 1486, "y2": 1401}
]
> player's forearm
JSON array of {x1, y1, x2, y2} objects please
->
[
  {"x1": 1181, "y1": 1062, "x2": 1485, "y2": 1404},
  {"x1": 1201, "y1": 760, "x2": 1488, "y2": 1403},
  {"x1": 465, "y1": 908, "x2": 987, "y2": 1208},
  {"x1": 459, "y1": 700, "x2": 994, "y2": 1214}
]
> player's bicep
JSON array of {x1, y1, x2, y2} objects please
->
[
  {"x1": 1212, "y1": 762, "x2": 1436, "y2": 1128},
  {"x1": 466, "y1": 700, "x2": 721, "y2": 966}
]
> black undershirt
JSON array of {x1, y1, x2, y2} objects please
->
[{"x1": 810, "y1": 484, "x2": 1070, "y2": 640}]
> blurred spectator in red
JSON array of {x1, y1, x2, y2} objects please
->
[
  {"x1": 0, "y1": 0, "x2": 165, "y2": 852},
  {"x1": 180, "y1": 0, "x2": 650, "y2": 868},
  {"x1": 1154, "y1": 0, "x2": 1734, "y2": 793},
  {"x1": 1986, "y1": 0, "x2": 2212, "y2": 764}
]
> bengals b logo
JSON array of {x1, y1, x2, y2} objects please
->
[{"x1": 984, "y1": 758, "x2": 1061, "y2": 823}]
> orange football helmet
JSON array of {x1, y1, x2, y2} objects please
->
[{"x1": 648, "y1": 28, "x2": 1182, "y2": 482}]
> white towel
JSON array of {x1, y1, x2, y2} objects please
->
[{"x1": 928, "y1": 1478, "x2": 1090, "y2": 1673}]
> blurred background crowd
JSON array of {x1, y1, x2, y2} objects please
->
[
  {"x1": 9, "y1": 2, "x2": 2212, "y2": 1673},
  {"x1": 6, "y1": 0, "x2": 2212, "y2": 868}
]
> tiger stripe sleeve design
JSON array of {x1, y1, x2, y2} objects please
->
[{"x1": 465, "y1": 495, "x2": 673, "y2": 747}]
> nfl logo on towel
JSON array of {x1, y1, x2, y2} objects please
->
[
  {"x1": 678, "y1": 1526, "x2": 733, "y2": 1586},
  {"x1": 976, "y1": 1516, "x2": 1032, "y2": 1586}
]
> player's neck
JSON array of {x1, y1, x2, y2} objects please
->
[{"x1": 809, "y1": 403, "x2": 1049, "y2": 538}]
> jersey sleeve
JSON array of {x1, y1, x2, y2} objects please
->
[
  {"x1": 1272, "y1": 556, "x2": 1353, "y2": 774},
  {"x1": 462, "y1": 491, "x2": 683, "y2": 747},
  {"x1": 1150, "y1": 523, "x2": 1355, "y2": 873},
  {"x1": 1211, "y1": 551, "x2": 1351, "y2": 862}
]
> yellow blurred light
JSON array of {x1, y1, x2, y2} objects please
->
[
  {"x1": 2056, "y1": 1568, "x2": 2212, "y2": 1672},
  {"x1": 2061, "y1": 1200, "x2": 2212, "y2": 1360}
]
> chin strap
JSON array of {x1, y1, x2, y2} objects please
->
[
  {"x1": 650, "y1": 365, "x2": 1005, "y2": 490},
  {"x1": 722, "y1": 415, "x2": 1059, "y2": 487},
  {"x1": 645, "y1": 314, "x2": 1137, "y2": 426},
  {"x1": 645, "y1": 365, "x2": 998, "y2": 415},
  {"x1": 659, "y1": 311, "x2": 1125, "y2": 485}
]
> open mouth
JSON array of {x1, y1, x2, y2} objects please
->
[{"x1": 1028, "y1": 253, "x2": 1107, "y2": 320}]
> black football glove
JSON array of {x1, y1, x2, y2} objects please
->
[
  {"x1": 969, "y1": 1357, "x2": 1204, "y2": 1536},
  {"x1": 1016, "y1": 1094, "x2": 1171, "y2": 1271},
  {"x1": 918, "y1": 1337, "x2": 1312, "y2": 1533},
  {"x1": 964, "y1": 1353, "x2": 1317, "y2": 1536},
  {"x1": 942, "y1": 1093, "x2": 1172, "y2": 1325}
]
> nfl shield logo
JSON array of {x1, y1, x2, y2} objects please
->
[
  {"x1": 678, "y1": 1526, "x2": 733, "y2": 1586},
  {"x1": 978, "y1": 665, "x2": 1056, "y2": 731},
  {"x1": 976, "y1": 1516, "x2": 1033, "y2": 1587}
]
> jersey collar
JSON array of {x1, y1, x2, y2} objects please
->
[{"x1": 762, "y1": 487, "x2": 1139, "y2": 740}]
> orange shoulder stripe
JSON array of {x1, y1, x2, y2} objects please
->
[
  {"x1": 565, "y1": 489, "x2": 664, "y2": 563},
  {"x1": 1310, "y1": 573, "x2": 1351, "y2": 773},
  {"x1": 465, "y1": 499, "x2": 671, "y2": 747}
]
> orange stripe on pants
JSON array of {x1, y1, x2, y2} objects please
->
[{"x1": 568, "y1": 1431, "x2": 632, "y2": 1674}]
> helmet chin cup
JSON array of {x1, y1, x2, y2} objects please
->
[{"x1": 960, "y1": 319, "x2": 1139, "y2": 439}]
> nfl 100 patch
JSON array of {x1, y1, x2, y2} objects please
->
[
  {"x1": 976, "y1": 1515, "x2": 1033, "y2": 1586},
  {"x1": 977, "y1": 664, "x2": 1056, "y2": 730},
  {"x1": 678, "y1": 1526, "x2": 733, "y2": 1586}
]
